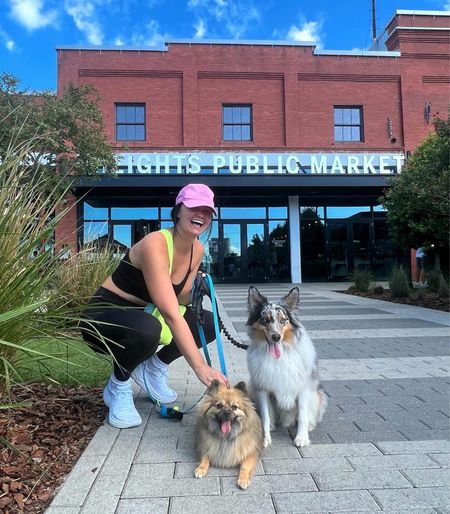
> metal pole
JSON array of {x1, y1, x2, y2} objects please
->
[{"x1": 371, "y1": 0, "x2": 377, "y2": 40}]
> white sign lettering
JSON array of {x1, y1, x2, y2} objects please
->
[{"x1": 105, "y1": 152, "x2": 404, "y2": 175}]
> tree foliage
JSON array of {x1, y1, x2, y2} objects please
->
[
  {"x1": 380, "y1": 117, "x2": 450, "y2": 251},
  {"x1": 0, "y1": 72, "x2": 116, "y2": 181}
]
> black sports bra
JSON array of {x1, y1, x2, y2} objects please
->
[{"x1": 110, "y1": 245, "x2": 194, "y2": 303}]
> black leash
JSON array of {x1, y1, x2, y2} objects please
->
[{"x1": 192, "y1": 271, "x2": 248, "y2": 351}]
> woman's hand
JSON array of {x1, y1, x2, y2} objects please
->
[{"x1": 194, "y1": 363, "x2": 229, "y2": 388}]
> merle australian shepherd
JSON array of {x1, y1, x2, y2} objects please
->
[{"x1": 246, "y1": 286, "x2": 327, "y2": 448}]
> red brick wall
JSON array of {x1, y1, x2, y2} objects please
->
[
  {"x1": 57, "y1": 29, "x2": 448, "y2": 154},
  {"x1": 55, "y1": 194, "x2": 78, "y2": 252},
  {"x1": 55, "y1": 12, "x2": 449, "y2": 260}
]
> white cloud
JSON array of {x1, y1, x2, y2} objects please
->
[
  {"x1": 9, "y1": 0, "x2": 58, "y2": 30},
  {"x1": 0, "y1": 27, "x2": 15, "y2": 51},
  {"x1": 65, "y1": 0, "x2": 104, "y2": 45},
  {"x1": 194, "y1": 18, "x2": 206, "y2": 39},
  {"x1": 443, "y1": 1, "x2": 450, "y2": 11},
  {"x1": 286, "y1": 18, "x2": 323, "y2": 48},
  {"x1": 130, "y1": 20, "x2": 167, "y2": 47},
  {"x1": 188, "y1": 0, "x2": 260, "y2": 39}
]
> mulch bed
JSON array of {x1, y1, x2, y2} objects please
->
[
  {"x1": 0, "y1": 383, "x2": 107, "y2": 513},
  {"x1": 341, "y1": 288, "x2": 450, "y2": 312},
  {"x1": 1, "y1": 289, "x2": 448, "y2": 514}
]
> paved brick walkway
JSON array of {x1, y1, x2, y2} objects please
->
[{"x1": 46, "y1": 284, "x2": 450, "y2": 514}]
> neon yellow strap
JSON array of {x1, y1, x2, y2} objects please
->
[
  {"x1": 159, "y1": 228, "x2": 173, "y2": 273},
  {"x1": 146, "y1": 228, "x2": 186, "y2": 345}
]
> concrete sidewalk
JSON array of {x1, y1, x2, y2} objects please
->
[{"x1": 46, "y1": 284, "x2": 450, "y2": 513}]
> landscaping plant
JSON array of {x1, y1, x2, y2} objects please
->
[
  {"x1": 352, "y1": 270, "x2": 372, "y2": 293},
  {"x1": 389, "y1": 266, "x2": 410, "y2": 299},
  {"x1": 0, "y1": 139, "x2": 111, "y2": 397}
]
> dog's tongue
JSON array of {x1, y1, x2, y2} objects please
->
[
  {"x1": 221, "y1": 420, "x2": 232, "y2": 435},
  {"x1": 268, "y1": 342, "x2": 281, "y2": 359}
]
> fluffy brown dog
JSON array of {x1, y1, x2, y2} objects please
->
[{"x1": 194, "y1": 380, "x2": 263, "y2": 489}]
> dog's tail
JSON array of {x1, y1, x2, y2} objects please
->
[
  {"x1": 307, "y1": 386, "x2": 328, "y2": 431},
  {"x1": 316, "y1": 386, "x2": 328, "y2": 423}
]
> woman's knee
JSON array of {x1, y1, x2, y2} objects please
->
[
  {"x1": 81, "y1": 310, "x2": 162, "y2": 357},
  {"x1": 122, "y1": 313, "x2": 163, "y2": 350}
]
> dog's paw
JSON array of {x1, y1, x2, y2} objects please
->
[
  {"x1": 237, "y1": 477, "x2": 251, "y2": 490},
  {"x1": 294, "y1": 434, "x2": 310, "y2": 447},
  {"x1": 194, "y1": 466, "x2": 208, "y2": 478},
  {"x1": 263, "y1": 434, "x2": 272, "y2": 448}
]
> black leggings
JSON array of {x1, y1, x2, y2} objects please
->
[{"x1": 79, "y1": 287, "x2": 216, "y2": 380}]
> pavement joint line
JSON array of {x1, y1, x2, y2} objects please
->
[{"x1": 47, "y1": 283, "x2": 450, "y2": 513}]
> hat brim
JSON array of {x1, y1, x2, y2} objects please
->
[{"x1": 182, "y1": 200, "x2": 217, "y2": 215}]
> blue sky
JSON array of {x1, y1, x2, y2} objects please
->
[{"x1": 0, "y1": 0, "x2": 448, "y2": 92}]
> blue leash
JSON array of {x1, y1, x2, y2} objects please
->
[
  {"x1": 194, "y1": 273, "x2": 228, "y2": 377},
  {"x1": 144, "y1": 272, "x2": 227, "y2": 420}
]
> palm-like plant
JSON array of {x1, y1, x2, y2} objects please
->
[{"x1": 0, "y1": 138, "x2": 114, "y2": 395}]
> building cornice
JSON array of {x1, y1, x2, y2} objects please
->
[
  {"x1": 314, "y1": 49, "x2": 400, "y2": 57},
  {"x1": 384, "y1": 9, "x2": 450, "y2": 31}
]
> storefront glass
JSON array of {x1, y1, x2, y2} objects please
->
[
  {"x1": 300, "y1": 205, "x2": 398, "y2": 281},
  {"x1": 300, "y1": 208, "x2": 327, "y2": 281},
  {"x1": 81, "y1": 200, "x2": 398, "y2": 283}
]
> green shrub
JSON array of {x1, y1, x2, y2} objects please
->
[
  {"x1": 389, "y1": 266, "x2": 410, "y2": 298},
  {"x1": 352, "y1": 270, "x2": 371, "y2": 292},
  {"x1": 427, "y1": 270, "x2": 442, "y2": 292},
  {"x1": 438, "y1": 276, "x2": 449, "y2": 298},
  {"x1": 416, "y1": 288, "x2": 427, "y2": 300},
  {"x1": 370, "y1": 285, "x2": 385, "y2": 295},
  {"x1": 49, "y1": 245, "x2": 119, "y2": 316},
  {"x1": 0, "y1": 139, "x2": 112, "y2": 395}
]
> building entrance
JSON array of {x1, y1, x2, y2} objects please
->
[
  {"x1": 221, "y1": 222, "x2": 266, "y2": 282},
  {"x1": 205, "y1": 218, "x2": 289, "y2": 283}
]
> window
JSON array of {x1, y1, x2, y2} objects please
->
[
  {"x1": 222, "y1": 105, "x2": 252, "y2": 141},
  {"x1": 116, "y1": 104, "x2": 145, "y2": 141},
  {"x1": 334, "y1": 106, "x2": 363, "y2": 142}
]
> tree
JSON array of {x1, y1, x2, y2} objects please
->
[
  {"x1": 380, "y1": 117, "x2": 449, "y2": 268},
  {"x1": 0, "y1": 72, "x2": 116, "y2": 182}
]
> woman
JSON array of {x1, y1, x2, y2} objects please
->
[{"x1": 80, "y1": 184, "x2": 229, "y2": 429}]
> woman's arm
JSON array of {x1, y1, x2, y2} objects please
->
[{"x1": 135, "y1": 233, "x2": 228, "y2": 387}]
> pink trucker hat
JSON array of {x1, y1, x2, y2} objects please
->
[{"x1": 176, "y1": 184, "x2": 217, "y2": 215}]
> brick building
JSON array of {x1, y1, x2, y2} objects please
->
[{"x1": 56, "y1": 9, "x2": 449, "y2": 283}]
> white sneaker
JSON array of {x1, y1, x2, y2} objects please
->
[
  {"x1": 132, "y1": 356, "x2": 177, "y2": 404},
  {"x1": 103, "y1": 375, "x2": 142, "y2": 429}
]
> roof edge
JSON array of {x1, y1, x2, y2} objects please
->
[
  {"x1": 314, "y1": 49, "x2": 401, "y2": 57},
  {"x1": 384, "y1": 9, "x2": 450, "y2": 33}
]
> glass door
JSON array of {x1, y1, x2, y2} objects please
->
[
  {"x1": 134, "y1": 220, "x2": 159, "y2": 243},
  {"x1": 326, "y1": 221, "x2": 349, "y2": 280},
  {"x1": 222, "y1": 223, "x2": 242, "y2": 281},
  {"x1": 351, "y1": 222, "x2": 372, "y2": 273},
  {"x1": 111, "y1": 222, "x2": 132, "y2": 257},
  {"x1": 246, "y1": 223, "x2": 266, "y2": 281},
  {"x1": 221, "y1": 222, "x2": 267, "y2": 282}
]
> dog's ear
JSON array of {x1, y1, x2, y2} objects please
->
[
  {"x1": 234, "y1": 381, "x2": 247, "y2": 395},
  {"x1": 281, "y1": 287, "x2": 300, "y2": 310},
  {"x1": 207, "y1": 379, "x2": 220, "y2": 395},
  {"x1": 247, "y1": 285, "x2": 267, "y2": 309}
]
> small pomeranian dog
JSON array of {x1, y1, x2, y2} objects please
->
[
  {"x1": 246, "y1": 286, "x2": 327, "y2": 448},
  {"x1": 194, "y1": 380, "x2": 263, "y2": 489}
]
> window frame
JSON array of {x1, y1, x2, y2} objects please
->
[
  {"x1": 115, "y1": 103, "x2": 146, "y2": 142},
  {"x1": 333, "y1": 106, "x2": 364, "y2": 143},
  {"x1": 222, "y1": 104, "x2": 253, "y2": 142}
]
